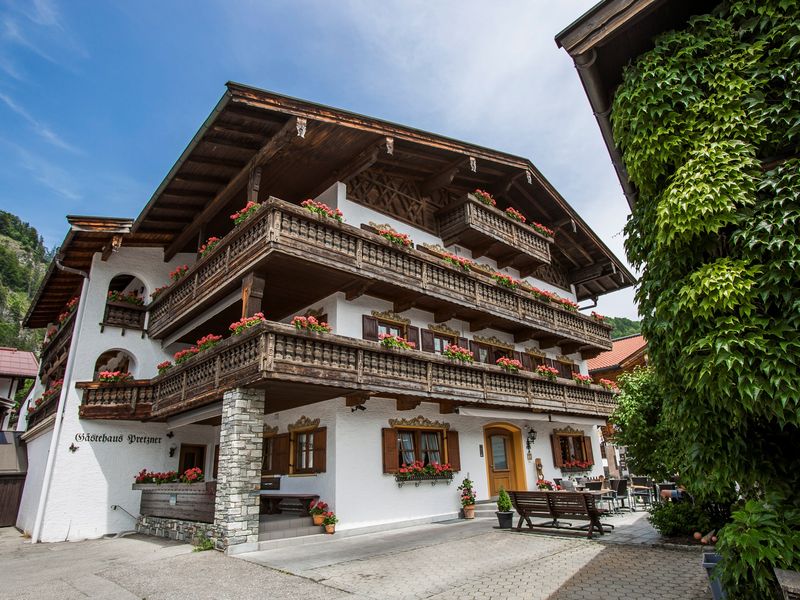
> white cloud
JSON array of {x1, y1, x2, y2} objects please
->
[
  {"x1": 0, "y1": 92, "x2": 81, "y2": 153},
  {"x1": 8, "y1": 143, "x2": 82, "y2": 201}
]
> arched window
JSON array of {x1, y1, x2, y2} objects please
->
[
  {"x1": 104, "y1": 274, "x2": 147, "y2": 330},
  {"x1": 94, "y1": 349, "x2": 136, "y2": 378}
]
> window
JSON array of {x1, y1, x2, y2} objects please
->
[
  {"x1": 420, "y1": 329, "x2": 461, "y2": 354},
  {"x1": 382, "y1": 427, "x2": 461, "y2": 473},
  {"x1": 471, "y1": 341, "x2": 512, "y2": 365},
  {"x1": 289, "y1": 427, "x2": 327, "y2": 474},
  {"x1": 549, "y1": 430, "x2": 594, "y2": 468},
  {"x1": 179, "y1": 444, "x2": 206, "y2": 473},
  {"x1": 294, "y1": 431, "x2": 314, "y2": 473},
  {"x1": 362, "y1": 315, "x2": 419, "y2": 347},
  {"x1": 555, "y1": 359, "x2": 576, "y2": 379}
]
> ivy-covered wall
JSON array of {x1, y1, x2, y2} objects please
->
[{"x1": 611, "y1": 0, "x2": 799, "y2": 596}]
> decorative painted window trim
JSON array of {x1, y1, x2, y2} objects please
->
[
  {"x1": 287, "y1": 415, "x2": 320, "y2": 432},
  {"x1": 371, "y1": 310, "x2": 410, "y2": 325},
  {"x1": 524, "y1": 348, "x2": 546, "y2": 358},
  {"x1": 556, "y1": 355, "x2": 576, "y2": 364},
  {"x1": 553, "y1": 426, "x2": 584, "y2": 435},
  {"x1": 427, "y1": 323, "x2": 461, "y2": 337},
  {"x1": 262, "y1": 424, "x2": 278, "y2": 437},
  {"x1": 388, "y1": 415, "x2": 450, "y2": 431},
  {"x1": 472, "y1": 335, "x2": 514, "y2": 351}
]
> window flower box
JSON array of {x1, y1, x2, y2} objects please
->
[
  {"x1": 291, "y1": 315, "x2": 332, "y2": 334},
  {"x1": 230, "y1": 201, "x2": 262, "y2": 226},
  {"x1": 301, "y1": 199, "x2": 343, "y2": 222},
  {"x1": 496, "y1": 357, "x2": 523, "y2": 373},
  {"x1": 394, "y1": 473, "x2": 454, "y2": 487},
  {"x1": 472, "y1": 189, "x2": 497, "y2": 206},
  {"x1": 230, "y1": 313, "x2": 266, "y2": 335},
  {"x1": 170, "y1": 265, "x2": 188, "y2": 282},
  {"x1": 379, "y1": 333, "x2": 415, "y2": 350},
  {"x1": 536, "y1": 365, "x2": 559, "y2": 381},
  {"x1": 443, "y1": 345, "x2": 474, "y2": 363},
  {"x1": 199, "y1": 236, "x2": 221, "y2": 257}
]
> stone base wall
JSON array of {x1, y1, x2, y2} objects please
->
[{"x1": 136, "y1": 515, "x2": 221, "y2": 548}]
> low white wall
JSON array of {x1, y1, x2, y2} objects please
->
[{"x1": 15, "y1": 428, "x2": 52, "y2": 535}]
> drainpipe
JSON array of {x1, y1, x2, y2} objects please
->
[{"x1": 30, "y1": 258, "x2": 90, "y2": 543}]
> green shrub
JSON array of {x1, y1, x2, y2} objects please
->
[
  {"x1": 648, "y1": 502, "x2": 711, "y2": 537},
  {"x1": 496, "y1": 488, "x2": 512, "y2": 512},
  {"x1": 193, "y1": 534, "x2": 215, "y2": 552}
]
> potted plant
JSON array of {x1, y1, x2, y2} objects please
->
[
  {"x1": 496, "y1": 487, "x2": 513, "y2": 529},
  {"x1": 309, "y1": 500, "x2": 328, "y2": 526},
  {"x1": 458, "y1": 477, "x2": 476, "y2": 519},
  {"x1": 322, "y1": 511, "x2": 338, "y2": 534}
]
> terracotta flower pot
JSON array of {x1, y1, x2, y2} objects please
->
[
  {"x1": 463, "y1": 504, "x2": 475, "y2": 519},
  {"x1": 312, "y1": 514, "x2": 324, "y2": 526},
  {"x1": 324, "y1": 524, "x2": 335, "y2": 534}
]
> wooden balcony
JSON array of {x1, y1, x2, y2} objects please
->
[
  {"x1": 39, "y1": 310, "x2": 75, "y2": 379},
  {"x1": 26, "y1": 394, "x2": 59, "y2": 429},
  {"x1": 101, "y1": 301, "x2": 146, "y2": 332},
  {"x1": 147, "y1": 198, "x2": 612, "y2": 354},
  {"x1": 76, "y1": 380, "x2": 155, "y2": 420},
  {"x1": 138, "y1": 321, "x2": 617, "y2": 420},
  {"x1": 437, "y1": 194, "x2": 552, "y2": 276}
]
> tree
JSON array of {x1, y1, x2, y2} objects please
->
[
  {"x1": 609, "y1": 368, "x2": 677, "y2": 481},
  {"x1": 611, "y1": 1, "x2": 800, "y2": 596}
]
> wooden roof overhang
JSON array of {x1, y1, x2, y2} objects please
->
[
  {"x1": 555, "y1": 0, "x2": 718, "y2": 209},
  {"x1": 132, "y1": 82, "x2": 634, "y2": 301},
  {"x1": 24, "y1": 216, "x2": 165, "y2": 329}
]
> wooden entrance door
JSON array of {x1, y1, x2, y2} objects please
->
[{"x1": 485, "y1": 428, "x2": 516, "y2": 496}]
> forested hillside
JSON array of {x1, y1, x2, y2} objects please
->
[
  {"x1": 0, "y1": 211, "x2": 54, "y2": 352},
  {"x1": 604, "y1": 316, "x2": 642, "y2": 339}
]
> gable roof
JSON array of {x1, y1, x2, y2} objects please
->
[
  {"x1": 587, "y1": 333, "x2": 646, "y2": 372},
  {"x1": 0, "y1": 347, "x2": 38, "y2": 379}
]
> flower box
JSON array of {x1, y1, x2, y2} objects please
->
[
  {"x1": 394, "y1": 473, "x2": 454, "y2": 487},
  {"x1": 132, "y1": 481, "x2": 216, "y2": 524}
]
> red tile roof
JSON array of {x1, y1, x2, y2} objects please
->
[
  {"x1": 0, "y1": 347, "x2": 39, "y2": 379},
  {"x1": 587, "y1": 334, "x2": 646, "y2": 373}
]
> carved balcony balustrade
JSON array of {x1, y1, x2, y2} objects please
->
[
  {"x1": 76, "y1": 380, "x2": 155, "y2": 420},
  {"x1": 437, "y1": 193, "x2": 552, "y2": 276},
  {"x1": 128, "y1": 321, "x2": 617, "y2": 420},
  {"x1": 147, "y1": 198, "x2": 612, "y2": 355},
  {"x1": 38, "y1": 310, "x2": 75, "y2": 380},
  {"x1": 102, "y1": 301, "x2": 146, "y2": 332}
]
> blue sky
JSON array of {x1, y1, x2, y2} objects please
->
[{"x1": 0, "y1": 0, "x2": 638, "y2": 319}]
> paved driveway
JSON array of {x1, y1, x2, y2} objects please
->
[{"x1": 1, "y1": 512, "x2": 711, "y2": 600}]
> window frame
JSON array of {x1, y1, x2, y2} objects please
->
[
  {"x1": 395, "y1": 427, "x2": 446, "y2": 467},
  {"x1": 376, "y1": 318, "x2": 407, "y2": 339}
]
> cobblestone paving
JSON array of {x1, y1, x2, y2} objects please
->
[{"x1": 299, "y1": 531, "x2": 710, "y2": 600}]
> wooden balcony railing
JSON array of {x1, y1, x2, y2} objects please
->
[
  {"x1": 102, "y1": 301, "x2": 146, "y2": 331},
  {"x1": 26, "y1": 394, "x2": 59, "y2": 429},
  {"x1": 147, "y1": 198, "x2": 612, "y2": 352},
  {"x1": 39, "y1": 310, "x2": 76, "y2": 379},
  {"x1": 437, "y1": 194, "x2": 552, "y2": 275},
  {"x1": 76, "y1": 380, "x2": 155, "y2": 420},
  {"x1": 146, "y1": 321, "x2": 617, "y2": 420}
]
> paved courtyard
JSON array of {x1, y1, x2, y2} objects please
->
[{"x1": 1, "y1": 511, "x2": 711, "y2": 599}]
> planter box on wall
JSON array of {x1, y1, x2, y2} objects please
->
[{"x1": 132, "y1": 482, "x2": 216, "y2": 524}]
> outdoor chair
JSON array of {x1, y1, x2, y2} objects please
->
[
  {"x1": 613, "y1": 478, "x2": 631, "y2": 512},
  {"x1": 561, "y1": 479, "x2": 576, "y2": 491},
  {"x1": 553, "y1": 478, "x2": 563, "y2": 487},
  {"x1": 630, "y1": 476, "x2": 653, "y2": 511},
  {"x1": 585, "y1": 481, "x2": 603, "y2": 491}
]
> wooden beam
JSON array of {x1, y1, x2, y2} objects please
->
[
  {"x1": 469, "y1": 316, "x2": 494, "y2": 332},
  {"x1": 165, "y1": 117, "x2": 302, "y2": 260},
  {"x1": 535, "y1": 335, "x2": 561, "y2": 350},
  {"x1": 471, "y1": 240, "x2": 495, "y2": 260},
  {"x1": 495, "y1": 251, "x2": 518, "y2": 270},
  {"x1": 241, "y1": 273, "x2": 265, "y2": 318},
  {"x1": 513, "y1": 329, "x2": 535, "y2": 344},
  {"x1": 396, "y1": 398, "x2": 421, "y2": 411},
  {"x1": 439, "y1": 401, "x2": 456, "y2": 414},
  {"x1": 491, "y1": 170, "x2": 524, "y2": 198},
  {"x1": 308, "y1": 137, "x2": 391, "y2": 199},
  {"x1": 420, "y1": 157, "x2": 466, "y2": 195},
  {"x1": 101, "y1": 234, "x2": 123, "y2": 261},
  {"x1": 202, "y1": 136, "x2": 262, "y2": 151},
  {"x1": 184, "y1": 155, "x2": 247, "y2": 170},
  {"x1": 345, "y1": 392, "x2": 371, "y2": 407},
  {"x1": 342, "y1": 280, "x2": 372, "y2": 301},
  {"x1": 434, "y1": 307, "x2": 458, "y2": 323},
  {"x1": 568, "y1": 263, "x2": 606, "y2": 285},
  {"x1": 393, "y1": 292, "x2": 419, "y2": 314},
  {"x1": 172, "y1": 173, "x2": 231, "y2": 186},
  {"x1": 559, "y1": 342, "x2": 582, "y2": 354}
]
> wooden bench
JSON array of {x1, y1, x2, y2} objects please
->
[
  {"x1": 257, "y1": 492, "x2": 319, "y2": 516},
  {"x1": 508, "y1": 490, "x2": 613, "y2": 539}
]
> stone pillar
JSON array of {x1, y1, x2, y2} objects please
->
[{"x1": 214, "y1": 387, "x2": 264, "y2": 549}]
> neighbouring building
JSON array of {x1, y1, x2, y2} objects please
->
[
  {"x1": 16, "y1": 84, "x2": 633, "y2": 550},
  {"x1": 587, "y1": 334, "x2": 648, "y2": 478},
  {"x1": 0, "y1": 347, "x2": 38, "y2": 429}
]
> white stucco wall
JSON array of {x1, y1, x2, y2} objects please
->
[{"x1": 15, "y1": 427, "x2": 52, "y2": 535}]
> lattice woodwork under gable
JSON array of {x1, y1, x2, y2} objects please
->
[
  {"x1": 345, "y1": 167, "x2": 444, "y2": 233},
  {"x1": 532, "y1": 259, "x2": 570, "y2": 290}
]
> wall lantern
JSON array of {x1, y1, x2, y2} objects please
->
[{"x1": 526, "y1": 428, "x2": 537, "y2": 452}]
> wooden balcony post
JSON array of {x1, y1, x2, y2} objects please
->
[{"x1": 241, "y1": 273, "x2": 265, "y2": 318}]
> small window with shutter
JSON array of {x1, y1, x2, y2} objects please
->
[
  {"x1": 381, "y1": 427, "x2": 461, "y2": 473},
  {"x1": 550, "y1": 429, "x2": 594, "y2": 469},
  {"x1": 288, "y1": 427, "x2": 327, "y2": 474}
]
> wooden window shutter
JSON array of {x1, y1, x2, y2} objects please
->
[
  {"x1": 313, "y1": 427, "x2": 327, "y2": 473},
  {"x1": 520, "y1": 353, "x2": 533, "y2": 371},
  {"x1": 271, "y1": 433, "x2": 290, "y2": 474},
  {"x1": 546, "y1": 358, "x2": 556, "y2": 369},
  {"x1": 407, "y1": 326, "x2": 420, "y2": 349},
  {"x1": 556, "y1": 361, "x2": 573, "y2": 379},
  {"x1": 446, "y1": 430, "x2": 461, "y2": 472},
  {"x1": 420, "y1": 329, "x2": 435, "y2": 352},
  {"x1": 550, "y1": 434, "x2": 564, "y2": 467},
  {"x1": 458, "y1": 337, "x2": 469, "y2": 349},
  {"x1": 582, "y1": 436, "x2": 595, "y2": 464},
  {"x1": 382, "y1": 428, "x2": 399, "y2": 473},
  {"x1": 513, "y1": 351, "x2": 524, "y2": 367},
  {"x1": 362, "y1": 315, "x2": 379, "y2": 341},
  {"x1": 469, "y1": 341, "x2": 483, "y2": 363}
]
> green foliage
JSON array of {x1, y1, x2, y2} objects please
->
[
  {"x1": 648, "y1": 502, "x2": 711, "y2": 538},
  {"x1": 603, "y1": 316, "x2": 641, "y2": 338},
  {"x1": 192, "y1": 534, "x2": 215, "y2": 552},
  {"x1": 0, "y1": 211, "x2": 47, "y2": 260},
  {"x1": 716, "y1": 496, "x2": 800, "y2": 598},
  {"x1": 496, "y1": 487, "x2": 512, "y2": 512},
  {"x1": 609, "y1": 368, "x2": 678, "y2": 481},
  {"x1": 611, "y1": 0, "x2": 800, "y2": 595}
]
